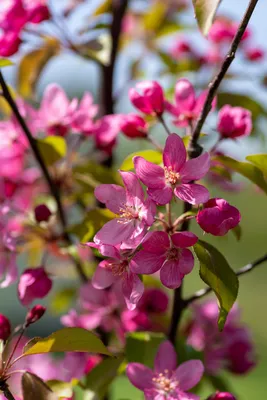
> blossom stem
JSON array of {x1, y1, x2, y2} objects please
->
[
  {"x1": 189, "y1": 0, "x2": 259, "y2": 154},
  {"x1": 0, "y1": 381, "x2": 16, "y2": 400},
  {"x1": 0, "y1": 71, "x2": 87, "y2": 283},
  {"x1": 157, "y1": 114, "x2": 172, "y2": 136},
  {"x1": 184, "y1": 253, "x2": 267, "y2": 306},
  {"x1": 146, "y1": 136, "x2": 163, "y2": 152},
  {"x1": 3, "y1": 328, "x2": 25, "y2": 373}
]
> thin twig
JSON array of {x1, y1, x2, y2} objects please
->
[
  {"x1": 157, "y1": 114, "x2": 172, "y2": 136},
  {"x1": 0, "y1": 72, "x2": 87, "y2": 283},
  {"x1": 189, "y1": 0, "x2": 259, "y2": 154},
  {"x1": 184, "y1": 253, "x2": 267, "y2": 306}
]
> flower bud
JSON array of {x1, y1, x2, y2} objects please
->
[
  {"x1": 0, "y1": 314, "x2": 11, "y2": 341},
  {"x1": 217, "y1": 105, "x2": 252, "y2": 139},
  {"x1": 18, "y1": 267, "x2": 52, "y2": 306},
  {"x1": 129, "y1": 81, "x2": 165, "y2": 116},
  {"x1": 25, "y1": 305, "x2": 46, "y2": 327},
  {"x1": 208, "y1": 392, "x2": 236, "y2": 400},
  {"x1": 34, "y1": 204, "x2": 52, "y2": 223},
  {"x1": 120, "y1": 114, "x2": 148, "y2": 138}
]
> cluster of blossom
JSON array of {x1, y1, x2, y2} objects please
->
[
  {"x1": 170, "y1": 16, "x2": 264, "y2": 66},
  {"x1": 0, "y1": 0, "x2": 50, "y2": 57}
]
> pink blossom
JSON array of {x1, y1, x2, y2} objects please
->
[
  {"x1": 27, "y1": 2, "x2": 50, "y2": 24},
  {"x1": 71, "y1": 92, "x2": 98, "y2": 135},
  {"x1": 166, "y1": 79, "x2": 216, "y2": 127},
  {"x1": 126, "y1": 340, "x2": 204, "y2": 400},
  {"x1": 0, "y1": 31, "x2": 21, "y2": 57},
  {"x1": 0, "y1": 239, "x2": 18, "y2": 288},
  {"x1": 131, "y1": 231, "x2": 198, "y2": 289},
  {"x1": 244, "y1": 47, "x2": 264, "y2": 62},
  {"x1": 196, "y1": 198, "x2": 241, "y2": 236},
  {"x1": 134, "y1": 133, "x2": 210, "y2": 205},
  {"x1": 121, "y1": 309, "x2": 152, "y2": 332},
  {"x1": 93, "y1": 114, "x2": 122, "y2": 154},
  {"x1": 94, "y1": 171, "x2": 156, "y2": 248},
  {"x1": 170, "y1": 38, "x2": 196, "y2": 60},
  {"x1": 186, "y1": 300, "x2": 256, "y2": 376},
  {"x1": 25, "y1": 304, "x2": 46, "y2": 326},
  {"x1": 208, "y1": 19, "x2": 236, "y2": 44},
  {"x1": 129, "y1": 81, "x2": 165, "y2": 116},
  {"x1": 208, "y1": 393, "x2": 236, "y2": 400},
  {"x1": 18, "y1": 266, "x2": 52, "y2": 306},
  {"x1": 0, "y1": 313, "x2": 11, "y2": 341},
  {"x1": 217, "y1": 105, "x2": 252, "y2": 139},
  {"x1": 120, "y1": 114, "x2": 148, "y2": 139},
  {"x1": 87, "y1": 243, "x2": 144, "y2": 310}
]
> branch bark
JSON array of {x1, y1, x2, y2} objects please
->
[
  {"x1": 0, "y1": 381, "x2": 16, "y2": 400},
  {"x1": 0, "y1": 71, "x2": 87, "y2": 283}
]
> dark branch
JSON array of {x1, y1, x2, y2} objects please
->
[
  {"x1": 0, "y1": 71, "x2": 87, "y2": 283},
  {"x1": 0, "y1": 381, "x2": 16, "y2": 400},
  {"x1": 184, "y1": 253, "x2": 267, "y2": 306},
  {"x1": 189, "y1": 0, "x2": 259, "y2": 154}
]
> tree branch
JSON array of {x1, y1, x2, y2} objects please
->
[
  {"x1": 0, "y1": 381, "x2": 16, "y2": 400},
  {"x1": 189, "y1": 0, "x2": 259, "y2": 154},
  {"x1": 184, "y1": 253, "x2": 267, "y2": 306},
  {"x1": 0, "y1": 71, "x2": 87, "y2": 283}
]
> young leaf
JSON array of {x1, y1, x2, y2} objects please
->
[
  {"x1": 214, "y1": 155, "x2": 267, "y2": 194},
  {"x1": 192, "y1": 0, "x2": 222, "y2": 36},
  {"x1": 46, "y1": 380, "x2": 73, "y2": 398},
  {"x1": 0, "y1": 58, "x2": 14, "y2": 68},
  {"x1": 126, "y1": 332, "x2": 166, "y2": 368},
  {"x1": 22, "y1": 372, "x2": 58, "y2": 400},
  {"x1": 22, "y1": 328, "x2": 112, "y2": 357},
  {"x1": 231, "y1": 225, "x2": 242, "y2": 241},
  {"x1": 36, "y1": 137, "x2": 67, "y2": 166},
  {"x1": 246, "y1": 154, "x2": 267, "y2": 176},
  {"x1": 120, "y1": 150, "x2": 162, "y2": 171},
  {"x1": 194, "y1": 241, "x2": 239, "y2": 330}
]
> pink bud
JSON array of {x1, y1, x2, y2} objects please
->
[
  {"x1": 34, "y1": 204, "x2": 52, "y2": 223},
  {"x1": 120, "y1": 114, "x2": 148, "y2": 138},
  {"x1": 245, "y1": 47, "x2": 264, "y2": 62},
  {"x1": 18, "y1": 267, "x2": 52, "y2": 306},
  {"x1": 129, "y1": 81, "x2": 165, "y2": 116},
  {"x1": 208, "y1": 393, "x2": 236, "y2": 400},
  {"x1": 196, "y1": 198, "x2": 241, "y2": 236},
  {"x1": 25, "y1": 304, "x2": 46, "y2": 326},
  {"x1": 28, "y1": 5, "x2": 50, "y2": 24},
  {"x1": 0, "y1": 314, "x2": 11, "y2": 341},
  {"x1": 0, "y1": 31, "x2": 21, "y2": 57},
  {"x1": 217, "y1": 105, "x2": 252, "y2": 139}
]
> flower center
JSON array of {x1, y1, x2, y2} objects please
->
[
  {"x1": 108, "y1": 260, "x2": 128, "y2": 276},
  {"x1": 166, "y1": 247, "x2": 180, "y2": 261},
  {"x1": 164, "y1": 166, "x2": 180, "y2": 186},
  {"x1": 119, "y1": 205, "x2": 138, "y2": 222},
  {"x1": 152, "y1": 370, "x2": 178, "y2": 394}
]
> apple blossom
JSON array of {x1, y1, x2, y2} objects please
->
[
  {"x1": 18, "y1": 267, "x2": 52, "y2": 306},
  {"x1": 217, "y1": 105, "x2": 252, "y2": 139},
  {"x1": 129, "y1": 81, "x2": 165, "y2": 116},
  {"x1": 0, "y1": 314, "x2": 11, "y2": 341}
]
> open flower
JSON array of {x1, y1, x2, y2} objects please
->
[
  {"x1": 134, "y1": 133, "x2": 210, "y2": 205},
  {"x1": 94, "y1": 171, "x2": 156, "y2": 249},
  {"x1": 126, "y1": 340, "x2": 204, "y2": 400},
  {"x1": 131, "y1": 231, "x2": 198, "y2": 289}
]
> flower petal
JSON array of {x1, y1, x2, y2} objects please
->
[
  {"x1": 174, "y1": 184, "x2": 209, "y2": 205},
  {"x1": 174, "y1": 360, "x2": 204, "y2": 391},
  {"x1": 134, "y1": 156, "x2": 165, "y2": 189},
  {"x1": 171, "y1": 232, "x2": 198, "y2": 248},
  {"x1": 94, "y1": 184, "x2": 126, "y2": 214},
  {"x1": 130, "y1": 251, "x2": 165, "y2": 274},
  {"x1": 147, "y1": 186, "x2": 173, "y2": 205},
  {"x1": 122, "y1": 272, "x2": 144, "y2": 310},
  {"x1": 180, "y1": 152, "x2": 210, "y2": 182},
  {"x1": 143, "y1": 231, "x2": 170, "y2": 254},
  {"x1": 155, "y1": 341, "x2": 177, "y2": 373},
  {"x1": 94, "y1": 219, "x2": 135, "y2": 246},
  {"x1": 92, "y1": 262, "x2": 115, "y2": 289},
  {"x1": 99, "y1": 244, "x2": 121, "y2": 259},
  {"x1": 160, "y1": 260, "x2": 182, "y2": 289},
  {"x1": 163, "y1": 134, "x2": 186, "y2": 172},
  {"x1": 126, "y1": 363, "x2": 154, "y2": 390},
  {"x1": 177, "y1": 249, "x2": 195, "y2": 275},
  {"x1": 174, "y1": 79, "x2": 196, "y2": 113},
  {"x1": 120, "y1": 171, "x2": 145, "y2": 207}
]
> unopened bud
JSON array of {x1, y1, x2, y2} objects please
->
[
  {"x1": 34, "y1": 204, "x2": 52, "y2": 223},
  {"x1": 25, "y1": 305, "x2": 46, "y2": 327},
  {"x1": 208, "y1": 393, "x2": 237, "y2": 400},
  {"x1": 0, "y1": 314, "x2": 11, "y2": 341}
]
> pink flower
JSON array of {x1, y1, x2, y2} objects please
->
[
  {"x1": 18, "y1": 267, "x2": 52, "y2": 306},
  {"x1": 0, "y1": 239, "x2": 18, "y2": 288},
  {"x1": 120, "y1": 114, "x2": 148, "y2": 139},
  {"x1": 129, "y1": 81, "x2": 165, "y2": 116},
  {"x1": 121, "y1": 309, "x2": 152, "y2": 332},
  {"x1": 94, "y1": 171, "x2": 156, "y2": 248},
  {"x1": 0, "y1": 0, "x2": 28, "y2": 32},
  {"x1": 138, "y1": 288, "x2": 169, "y2": 314},
  {"x1": 71, "y1": 92, "x2": 98, "y2": 135},
  {"x1": 25, "y1": 305, "x2": 46, "y2": 326},
  {"x1": 208, "y1": 19, "x2": 236, "y2": 44},
  {"x1": 93, "y1": 114, "x2": 122, "y2": 153},
  {"x1": 217, "y1": 105, "x2": 252, "y2": 139},
  {"x1": 208, "y1": 393, "x2": 236, "y2": 400},
  {"x1": 131, "y1": 231, "x2": 198, "y2": 289},
  {"x1": 165, "y1": 79, "x2": 216, "y2": 127},
  {"x1": 196, "y1": 198, "x2": 241, "y2": 236},
  {"x1": 87, "y1": 243, "x2": 144, "y2": 310},
  {"x1": 0, "y1": 314, "x2": 11, "y2": 341},
  {"x1": 126, "y1": 340, "x2": 204, "y2": 400},
  {"x1": 27, "y1": 3, "x2": 50, "y2": 24},
  {"x1": 244, "y1": 47, "x2": 264, "y2": 62},
  {"x1": 0, "y1": 31, "x2": 21, "y2": 57},
  {"x1": 170, "y1": 38, "x2": 195, "y2": 60},
  {"x1": 134, "y1": 133, "x2": 210, "y2": 205}
]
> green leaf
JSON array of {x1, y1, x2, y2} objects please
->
[
  {"x1": 80, "y1": 33, "x2": 111, "y2": 66},
  {"x1": 194, "y1": 241, "x2": 239, "y2": 330},
  {"x1": 22, "y1": 328, "x2": 112, "y2": 357},
  {"x1": 232, "y1": 225, "x2": 242, "y2": 241},
  {"x1": 85, "y1": 356, "x2": 124, "y2": 398},
  {"x1": 246, "y1": 154, "x2": 267, "y2": 176},
  {"x1": 22, "y1": 372, "x2": 58, "y2": 400},
  {"x1": 74, "y1": 161, "x2": 118, "y2": 191},
  {"x1": 214, "y1": 155, "x2": 267, "y2": 194},
  {"x1": 126, "y1": 332, "x2": 166, "y2": 368},
  {"x1": 217, "y1": 93, "x2": 267, "y2": 122},
  {"x1": 37, "y1": 137, "x2": 67, "y2": 166},
  {"x1": 208, "y1": 374, "x2": 233, "y2": 393},
  {"x1": 0, "y1": 58, "x2": 14, "y2": 68},
  {"x1": 120, "y1": 150, "x2": 162, "y2": 171},
  {"x1": 46, "y1": 380, "x2": 73, "y2": 398},
  {"x1": 192, "y1": 0, "x2": 222, "y2": 36},
  {"x1": 50, "y1": 287, "x2": 76, "y2": 314},
  {"x1": 143, "y1": 3, "x2": 167, "y2": 32}
]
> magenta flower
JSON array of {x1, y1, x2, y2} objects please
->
[
  {"x1": 131, "y1": 231, "x2": 198, "y2": 289},
  {"x1": 129, "y1": 81, "x2": 165, "y2": 116},
  {"x1": 208, "y1": 393, "x2": 236, "y2": 400},
  {"x1": 86, "y1": 243, "x2": 144, "y2": 310},
  {"x1": 245, "y1": 47, "x2": 264, "y2": 62},
  {"x1": 217, "y1": 105, "x2": 252, "y2": 139},
  {"x1": 0, "y1": 314, "x2": 11, "y2": 341},
  {"x1": 71, "y1": 92, "x2": 98, "y2": 135},
  {"x1": 196, "y1": 198, "x2": 241, "y2": 236},
  {"x1": 165, "y1": 79, "x2": 216, "y2": 127},
  {"x1": 120, "y1": 114, "x2": 148, "y2": 139},
  {"x1": 126, "y1": 340, "x2": 204, "y2": 400},
  {"x1": 93, "y1": 114, "x2": 123, "y2": 154},
  {"x1": 0, "y1": 31, "x2": 21, "y2": 57},
  {"x1": 18, "y1": 267, "x2": 52, "y2": 306},
  {"x1": 94, "y1": 171, "x2": 156, "y2": 248},
  {"x1": 134, "y1": 133, "x2": 210, "y2": 205}
]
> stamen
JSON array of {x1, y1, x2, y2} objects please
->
[{"x1": 164, "y1": 166, "x2": 180, "y2": 186}]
